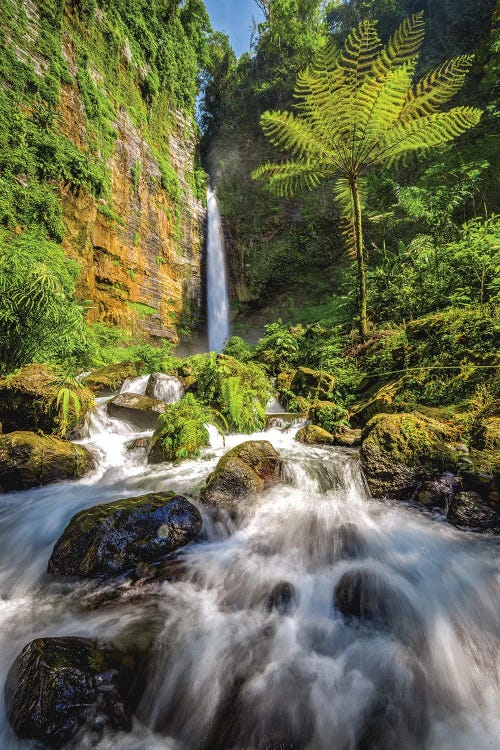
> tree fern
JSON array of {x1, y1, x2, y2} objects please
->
[{"x1": 253, "y1": 12, "x2": 482, "y2": 337}]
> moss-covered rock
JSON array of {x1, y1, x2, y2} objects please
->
[
  {"x1": 360, "y1": 412, "x2": 457, "y2": 499},
  {"x1": 107, "y1": 393, "x2": 166, "y2": 430},
  {"x1": 5, "y1": 637, "x2": 133, "y2": 747},
  {"x1": 83, "y1": 361, "x2": 142, "y2": 394},
  {"x1": 201, "y1": 441, "x2": 281, "y2": 513},
  {"x1": 48, "y1": 492, "x2": 201, "y2": 578},
  {"x1": 332, "y1": 426, "x2": 362, "y2": 447},
  {"x1": 473, "y1": 417, "x2": 500, "y2": 451},
  {"x1": 290, "y1": 367, "x2": 335, "y2": 401},
  {"x1": 0, "y1": 364, "x2": 94, "y2": 436},
  {"x1": 295, "y1": 424, "x2": 333, "y2": 446},
  {"x1": 0, "y1": 432, "x2": 95, "y2": 493}
]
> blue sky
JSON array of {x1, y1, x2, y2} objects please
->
[{"x1": 204, "y1": 0, "x2": 263, "y2": 57}]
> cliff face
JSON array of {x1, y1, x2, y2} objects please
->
[{"x1": 1, "y1": 0, "x2": 207, "y2": 341}]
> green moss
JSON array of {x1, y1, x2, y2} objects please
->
[{"x1": 127, "y1": 302, "x2": 157, "y2": 319}]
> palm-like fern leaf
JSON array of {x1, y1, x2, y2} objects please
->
[
  {"x1": 372, "y1": 12, "x2": 425, "y2": 79},
  {"x1": 252, "y1": 159, "x2": 334, "y2": 198},
  {"x1": 400, "y1": 55, "x2": 475, "y2": 121},
  {"x1": 377, "y1": 107, "x2": 483, "y2": 166}
]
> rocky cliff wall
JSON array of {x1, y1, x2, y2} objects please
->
[{"x1": 1, "y1": 0, "x2": 206, "y2": 342}]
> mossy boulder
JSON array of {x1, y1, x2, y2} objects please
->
[
  {"x1": 107, "y1": 393, "x2": 166, "y2": 430},
  {"x1": 0, "y1": 364, "x2": 94, "y2": 436},
  {"x1": 0, "y1": 432, "x2": 95, "y2": 493},
  {"x1": 201, "y1": 441, "x2": 281, "y2": 513},
  {"x1": 473, "y1": 417, "x2": 500, "y2": 451},
  {"x1": 350, "y1": 383, "x2": 399, "y2": 427},
  {"x1": 83, "y1": 361, "x2": 141, "y2": 394},
  {"x1": 332, "y1": 426, "x2": 362, "y2": 447},
  {"x1": 48, "y1": 492, "x2": 202, "y2": 578},
  {"x1": 5, "y1": 637, "x2": 133, "y2": 747},
  {"x1": 360, "y1": 412, "x2": 457, "y2": 499},
  {"x1": 296, "y1": 424, "x2": 333, "y2": 446},
  {"x1": 290, "y1": 367, "x2": 335, "y2": 401}
]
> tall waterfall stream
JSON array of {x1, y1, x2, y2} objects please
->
[
  {"x1": 206, "y1": 188, "x2": 231, "y2": 353},
  {"x1": 0, "y1": 376, "x2": 498, "y2": 749}
]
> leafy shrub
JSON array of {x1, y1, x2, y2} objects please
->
[
  {"x1": 0, "y1": 231, "x2": 92, "y2": 374},
  {"x1": 223, "y1": 336, "x2": 254, "y2": 362},
  {"x1": 187, "y1": 353, "x2": 272, "y2": 433},
  {"x1": 157, "y1": 394, "x2": 220, "y2": 461},
  {"x1": 310, "y1": 402, "x2": 349, "y2": 434}
]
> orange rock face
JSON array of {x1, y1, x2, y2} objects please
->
[{"x1": 56, "y1": 43, "x2": 204, "y2": 342}]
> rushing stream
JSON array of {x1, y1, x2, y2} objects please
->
[{"x1": 0, "y1": 378, "x2": 499, "y2": 749}]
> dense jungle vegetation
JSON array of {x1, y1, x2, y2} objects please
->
[{"x1": 0, "y1": 0, "x2": 498, "y2": 462}]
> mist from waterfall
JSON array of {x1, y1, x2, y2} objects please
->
[{"x1": 206, "y1": 188, "x2": 230, "y2": 353}]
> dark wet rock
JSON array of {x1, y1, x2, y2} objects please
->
[
  {"x1": 147, "y1": 429, "x2": 166, "y2": 464},
  {"x1": 447, "y1": 490, "x2": 499, "y2": 534},
  {"x1": 0, "y1": 431, "x2": 95, "y2": 493},
  {"x1": 126, "y1": 437, "x2": 152, "y2": 451},
  {"x1": 0, "y1": 364, "x2": 94, "y2": 435},
  {"x1": 416, "y1": 472, "x2": 459, "y2": 510},
  {"x1": 5, "y1": 637, "x2": 133, "y2": 747},
  {"x1": 333, "y1": 426, "x2": 362, "y2": 447},
  {"x1": 461, "y1": 470, "x2": 500, "y2": 504},
  {"x1": 48, "y1": 492, "x2": 202, "y2": 578},
  {"x1": 334, "y1": 569, "x2": 424, "y2": 646},
  {"x1": 290, "y1": 367, "x2": 335, "y2": 401},
  {"x1": 201, "y1": 441, "x2": 281, "y2": 513},
  {"x1": 107, "y1": 393, "x2": 166, "y2": 430},
  {"x1": 83, "y1": 361, "x2": 141, "y2": 394},
  {"x1": 360, "y1": 412, "x2": 456, "y2": 500},
  {"x1": 266, "y1": 582, "x2": 297, "y2": 615},
  {"x1": 295, "y1": 424, "x2": 333, "y2": 446}
]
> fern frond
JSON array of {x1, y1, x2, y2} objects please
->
[
  {"x1": 376, "y1": 106, "x2": 482, "y2": 167},
  {"x1": 260, "y1": 110, "x2": 335, "y2": 164},
  {"x1": 400, "y1": 55, "x2": 475, "y2": 121},
  {"x1": 252, "y1": 159, "x2": 334, "y2": 198},
  {"x1": 340, "y1": 20, "x2": 382, "y2": 88},
  {"x1": 372, "y1": 12, "x2": 424, "y2": 78}
]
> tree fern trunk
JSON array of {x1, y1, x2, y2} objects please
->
[{"x1": 350, "y1": 177, "x2": 368, "y2": 338}]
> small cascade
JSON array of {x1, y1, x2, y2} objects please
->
[
  {"x1": 150, "y1": 374, "x2": 184, "y2": 403},
  {"x1": 121, "y1": 375, "x2": 150, "y2": 395},
  {"x1": 121, "y1": 374, "x2": 184, "y2": 403},
  {"x1": 206, "y1": 188, "x2": 231, "y2": 353}
]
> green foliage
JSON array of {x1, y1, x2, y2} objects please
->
[
  {"x1": 254, "y1": 13, "x2": 482, "y2": 336},
  {"x1": 0, "y1": 231, "x2": 92, "y2": 374},
  {"x1": 157, "y1": 393, "x2": 218, "y2": 461},
  {"x1": 223, "y1": 336, "x2": 254, "y2": 362},
  {"x1": 54, "y1": 385, "x2": 82, "y2": 438},
  {"x1": 188, "y1": 353, "x2": 272, "y2": 432},
  {"x1": 311, "y1": 402, "x2": 350, "y2": 433}
]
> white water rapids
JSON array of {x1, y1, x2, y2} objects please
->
[
  {"x1": 206, "y1": 188, "x2": 231, "y2": 353},
  {"x1": 0, "y1": 385, "x2": 498, "y2": 749}
]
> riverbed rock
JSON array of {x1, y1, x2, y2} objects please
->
[
  {"x1": 0, "y1": 432, "x2": 95, "y2": 492},
  {"x1": 447, "y1": 490, "x2": 499, "y2": 533},
  {"x1": 333, "y1": 426, "x2": 362, "y2": 447},
  {"x1": 360, "y1": 412, "x2": 456, "y2": 500},
  {"x1": 0, "y1": 364, "x2": 94, "y2": 435},
  {"x1": 415, "y1": 472, "x2": 459, "y2": 510},
  {"x1": 83, "y1": 361, "x2": 142, "y2": 394},
  {"x1": 107, "y1": 392, "x2": 166, "y2": 429},
  {"x1": 290, "y1": 367, "x2": 335, "y2": 401},
  {"x1": 48, "y1": 492, "x2": 202, "y2": 578},
  {"x1": 295, "y1": 424, "x2": 333, "y2": 446},
  {"x1": 5, "y1": 637, "x2": 133, "y2": 747},
  {"x1": 201, "y1": 441, "x2": 281, "y2": 513}
]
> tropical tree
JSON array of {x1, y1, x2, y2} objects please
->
[{"x1": 253, "y1": 12, "x2": 482, "y2": 336}]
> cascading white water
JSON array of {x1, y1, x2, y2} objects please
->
[
  {"x1": 206, "y1": 188, "x2": 231, "y2": 353},
  {"x1": 121, "y1": 374, "x2": 184, "y2": 403},
  {"x1": 0, "y1": 400, "x2": 499, "y2": 750}
]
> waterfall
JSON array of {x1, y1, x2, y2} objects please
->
[{"x1": 206, "y1": 188, "x2": 231, "y2": 353}]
